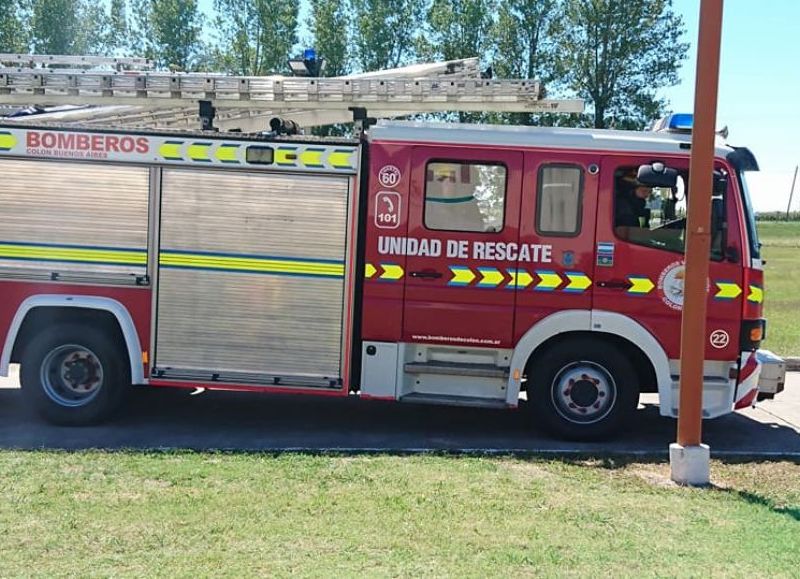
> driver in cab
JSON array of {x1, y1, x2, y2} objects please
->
[{"x1": 615, "y1": 169, "x2": 653, "y2": 230}]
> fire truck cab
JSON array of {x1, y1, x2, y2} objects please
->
[{"x1": 0, "y1": 115, "x2": 785, "y2": 440}]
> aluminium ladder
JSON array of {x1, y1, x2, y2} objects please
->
[{"x1": 0, "y1": 54, "x2": 583, "y2": 114}]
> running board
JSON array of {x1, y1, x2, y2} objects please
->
[
  {"x1": 400, "y1": 392, "x2": 509, "y2": 409},
  {"x1": 404, "y1": 362, "x2": 509, "y2": 379}
]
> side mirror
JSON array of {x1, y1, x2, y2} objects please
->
[{"x1": 637, "y1": 162, "x2": 679, "y2": 188}]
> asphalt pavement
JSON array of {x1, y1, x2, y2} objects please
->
[{"x1": 1, "y1": 366, "x2": 798, "y2": 457}]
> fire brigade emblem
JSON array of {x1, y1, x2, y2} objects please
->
[{"x1": 658, "y1": 261, "x2": 685, "y2": 311}]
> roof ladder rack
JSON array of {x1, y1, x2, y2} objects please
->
[{"x1": 0, "y1": 60, "x2": 583, "y2": 115}]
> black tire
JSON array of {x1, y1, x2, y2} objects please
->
[
  {"x1": 20, "y1": 323, "x2": 130, "y2": 425},
  {"x1": 526, "y1": 339, "x2": 639, "y2": 441}
]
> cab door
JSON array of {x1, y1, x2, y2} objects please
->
[
  {"x1": 592, "y1": 155, "x2": 745, "y2": 362},
  {"x1": 513, "y1": 153, "x2": 599, "y2": 340},
  {"x1": 401, "y1": 146, "x2": 523, "y2": 348}
]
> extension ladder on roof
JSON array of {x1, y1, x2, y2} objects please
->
[{"x1": 0, "y1": 53, "x2": 584, "y2": 115}]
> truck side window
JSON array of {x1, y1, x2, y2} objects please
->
[
  {"x1": 424, "y1": 161, "x2": 506, "y2": 233},
  {"x1": 613, "y1": 165, "x2": 726, "y2": 260},
  {"x1": 536, "y1": 165, "x2": 583, "y2": 236}
]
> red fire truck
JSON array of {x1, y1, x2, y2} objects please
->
[{"x1": 0, "y1": 113, "x2": 786, "y2": 439}]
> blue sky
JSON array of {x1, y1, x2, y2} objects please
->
[
  {"x1": 197, "y1": 0, "x2": 799, "y2": 210},
  {"x1": 662, "y1": 0, "x2": 800, "y2": 210}
]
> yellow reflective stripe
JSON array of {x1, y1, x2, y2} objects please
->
[
  {"x1": 215, "y1": 144, "x2": 240, "y2": 163},
  {"x1": 477, "y1": 267, "x2": 504, "y2": 288},
  {"x1": 274, "y1": 147, "x2": 297, "y2": 166},
  {"x1": 159, "y1": 252, "x2": 344, "y2": 277},
  {"x1": 299, "y1": 148, "x2": 325, "y2": 168},
  {"x1": 564, "y1": 272, "x2": 592, "y2": 292},
  {"x1": 715, "y1": 281, "x2": 742, "y2": 300},
  {"x1": 508, "y1": 268, "x2": 533, "y2": 290},
  {"x1": 535, "y1": 270, "x2": 562, "y2": 291},
  {"x1": 328, "y1": 149, "x2": 355, "y2": 169},
  {"x1": 627, "y1": 276, "x2": 655, "y2": 294},
  {"x1": 159, "y1": 141, "x2": 183, "y2": 160},
  {"x1": 448, "y1": 266, "x2": 476, "y2": 286},
  {"x1": 0, "y1": 132, "x2": 17, "y2": 150},
  {"x1": 379, "y1": 264, "x2": 404, "y2": 280},
  {"x1": 0, "y1": 243, "x2": 146, "y2": 265},
  {"x1": 748, "y1": 285, "x2": 764, "y2": 304},
  {"x1": 187, "y1": 143, "x2": 212, "y2": 162}
]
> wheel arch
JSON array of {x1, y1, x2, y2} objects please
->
[
  {"x1": 1, "y1": 295, "x2": 145, "y2": 384},
  {"x1": 506, "y1": 310, "x2": 670, "y2": 409}
]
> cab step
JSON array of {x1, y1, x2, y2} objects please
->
[
  {"x1": 399, "y1": 392, "x2": 509, "y2": 409},
  {"x1": 404, "y1": 361, "x2": 509, "y2": 379}
]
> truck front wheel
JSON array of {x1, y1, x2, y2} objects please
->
[
  {"x1": 526, "y1": 339, "x2": 639, "y2": 441},
  {"x1": 20, "y1": 323, "x2": 130, "y2": 425}
]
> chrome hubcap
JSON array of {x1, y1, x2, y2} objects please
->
[
  {"x1": 551, "y1": 362, "x2": 616, "y2": 424},
  {"x1": 40, "y1": 345, "x2": 104, "y2": 407}
]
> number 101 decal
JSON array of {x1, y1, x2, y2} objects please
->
[{"x1": 375, "y1": 191, "x2": 401, "y2": 230}]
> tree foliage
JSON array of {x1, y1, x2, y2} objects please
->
[
  {"x1": 555, "y1": 0, "x2": 688, "y2": 129},
  {"x1": 491, "y1": 0, "x2": 562, "y2": 126},
  {"x1": 29, "y1": 0, "x2": 108, "y2": 55},
  {"x1": 0, "y1": 0, "x2": 28, "y2": 53},
  {"x1": 420, "y1": 0, "x2": 493, "y2": 62},
  {"x1": 351, "y1": 0, "x2": 426, "y2": 71},
  {"x1": 2, "y1": 0, "x2": 689, "y2": 131},
  {"x1": 103, "y1": 0, "x2": 131, "y2": 55},
  {"x1": 307, "y1": 0, "x2": 350, "y2": 77},
  {"x1": 128, "y1": 0, "x2": 204, "y2": 70},
  {"x1": 212, "y1": 0, "x2": 297, "y2": 75}
]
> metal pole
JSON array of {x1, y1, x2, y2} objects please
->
[
  {"x1": 786, "y1": 165, "x2": 798, "y2": 220},
  {"x1": 671, "y1": 0, "x2": 724, "y2": 486}
]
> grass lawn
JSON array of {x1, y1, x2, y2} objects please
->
[
  {"x1": 759, "y1": 221, "x2": 800, "y2": 355},
  {"x1": 0, "y1": 452, "x2": 798, "y2": 577}
]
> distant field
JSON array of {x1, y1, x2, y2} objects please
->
[
  {"x1": 0, "y1": 453, "x2": 798, "y2": 576},
  {"x1": 759, "y1": 221, "x2": 800, "y2": 355}
]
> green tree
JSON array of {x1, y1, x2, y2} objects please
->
[
  {"x1": 418, "y1": 0, "x2": 493, "y2": 122},
  {"x1": 0, "y1": 0, "x2": 28, "y2": 53},
  {"x1": 491, "y1": 0, "x2": 564, "y2": 126},
  {"x1": 351, "y1": 0, "x2": 425, "y2": 71},
  {"x1": 419, "y1": 0, "x2": 493, "y2": 62},
  {"x1": 102, "y1": 0, "x2": 131, "y2": 55},
  {"x1": 211, "y1": 0, "x2": 297, "y2": 75},
  {"x1": 555, "y1": 0, "x2": 688, "y2": 129},
  {"x1": 30, "y1": 0, "x2": 107, "y2": 55},
  {"x1": 150, "y1": 0, "x2": 203, "y2": 70},
  {"x1": 130, "y1": 0, "x2": 204, "y2": 70},
  {"x1": 492, "y1": 0, "x2": 559, "y2": 81},
  {"x1": 306, "y1": 0, "x2": 353, "y2": 135},
  {"x1": 307, "y1": 0, "x2": 350, "y2": 77}
]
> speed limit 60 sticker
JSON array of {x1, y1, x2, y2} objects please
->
[
  {"x1": 375, "y1": 191, "x2": 401, "y2": 229},
  {"x1": 378, "y1": 165, "x2": 402, "y2": 188}
]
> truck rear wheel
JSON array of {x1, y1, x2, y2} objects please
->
[
  {"x1": 526, "y1": 339, "x2": 639, "y2": 441},
  {"x1": 20, "y1": 323, "x2": 130, "y2": 425}
]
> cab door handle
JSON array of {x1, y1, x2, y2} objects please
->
[
  {"x1": 597, "y1": 279, "x2": 629, "y2": 289},
  {"x1": 410, "y1": 269, "x2": 443, "y2": 279}
]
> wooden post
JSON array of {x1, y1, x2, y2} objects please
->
[{"x1": 671, "y1": 0, "x2": 724, "y2": 485}]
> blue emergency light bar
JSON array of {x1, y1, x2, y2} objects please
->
[{"x1": 650, "y1": 113, "x2": 694, "y2": 133}]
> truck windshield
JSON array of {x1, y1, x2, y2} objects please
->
[{"x1": 739, "y1": 171, "x2": 761, "y2": 260}]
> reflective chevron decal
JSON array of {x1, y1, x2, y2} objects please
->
[
  {"x1": 627, "y1": 275, "x2": 655, "y2": 295},
  {"x1": 715, "y1": 281, "x2": 743, "y2": 300}
]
